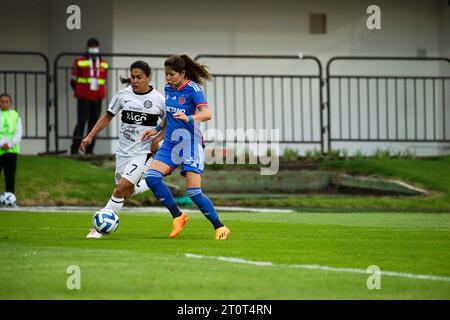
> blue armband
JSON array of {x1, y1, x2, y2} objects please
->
[
  {"x1": 188, "y1": 115, "x2": 194, "y2": 124},
  {"x1": 155, "y1": 124, "x2": 162, "y2": 132}
]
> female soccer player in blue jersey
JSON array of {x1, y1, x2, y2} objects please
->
[{"x1": 142, "y1": 54, "x2": 230, "y2": 240}]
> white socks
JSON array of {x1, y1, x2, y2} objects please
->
[
  {"x1": 105, "y1": 195, "x2": 124, "y2": 214},
  {"x1": 105, "y1": 180, "x2": 149, "y2": 214}
]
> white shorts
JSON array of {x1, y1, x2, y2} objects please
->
[{"x1": 115, "y1": 154, "x2": 153, "y2": 185}]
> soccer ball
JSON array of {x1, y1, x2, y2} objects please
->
[
  {"x1": 0, "y1": 192, "x2": 17, "y2": 207},
  {"x1": 92, "y1": 209, "x2": 119, "y2": 235}
]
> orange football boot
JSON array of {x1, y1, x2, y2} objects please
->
[
  {"x1": 169, "y1": 212, "x2": 189, "y2": 238},
  {"x1": 215, "y1": 226, "x2": 230, "y2": 240}
]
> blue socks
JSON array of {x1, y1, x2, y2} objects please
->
[
  {"x1": 187, "y1": 187, "x2": 224, "y2": 229},
  {"x1": 145, "y1": 169, "x2": 182, "y2": 218},
  {"x1": 145, "y1": 169, "x2": 224, "y2": 229}
]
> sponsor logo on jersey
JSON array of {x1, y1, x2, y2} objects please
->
[
  {"x1": 121, "y1": 110, "x2": 159, "y2": 126},
  {"x1": 126, "y1": 105, "x2": 145, "y2": 112},
  {"x1": 166, "y1": 106, "x2": 186, "y2": 114},
  {"x1": 121, "y1": 125, "x2": 140, "y2": 142},
  {"x1": 127, "y1": 112, "x2": 147, "y2": 125},
  {"x1": 123, "y1": 99, "x2": 148, "y2": 112}
]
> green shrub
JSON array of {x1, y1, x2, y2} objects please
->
[{"x1": 282, "y1": 148, "x2": 299, "y2": 161}]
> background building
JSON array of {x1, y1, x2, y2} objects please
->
[{"x1": 0, "y1": 0, "x2": 449, "y2": 156}]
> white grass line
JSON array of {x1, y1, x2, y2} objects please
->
[
  {"x1": 185, "y1": 253, "x2": 450, "y2": 283},
  {"x1": 0, "y1": 206, "x2": 293, "y2": 214},
  {"x1": 215, "y1": 206, "x2": 294, "y2": 213}
]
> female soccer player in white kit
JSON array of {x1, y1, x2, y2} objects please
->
[{"x1": 80, "y1": 61, "x2": 165, "y2": 239}]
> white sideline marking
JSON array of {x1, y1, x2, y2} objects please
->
[
  {"x1": 185, "y1": 253, "x2": 450, "y2": 283},
  {"x1": 0, "y1": 206, "x2": 293, "y2": 214}
]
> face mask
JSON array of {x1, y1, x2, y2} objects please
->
[{"x1": 88, "y1": 47, "x2": 100, "y2": 54}]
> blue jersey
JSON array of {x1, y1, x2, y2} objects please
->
[{"x1": 164, "y1": 80, "x2": 207, "y2": 146}]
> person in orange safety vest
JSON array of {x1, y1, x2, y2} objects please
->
[{"x1": 70, "y1": 37, "x2": 109, "y2": 155}]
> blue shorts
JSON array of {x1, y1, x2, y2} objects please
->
[{"x1": 154, "y1": 140, "x2": 205, "y2": 176}]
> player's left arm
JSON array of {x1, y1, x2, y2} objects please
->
[{"x1": 194, "y1": 105, "x2": 212, "y2": 122}]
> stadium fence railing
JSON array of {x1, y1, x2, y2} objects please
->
[
  {"x1": 326, "y1": 56, "x2": 450, "y2": 153},
  {"x1": 2, "y1": 51, "x2": 449, "y2": 155},
  {"x1": 0, "y1": 51, "x2": 51, "y2": 153}
]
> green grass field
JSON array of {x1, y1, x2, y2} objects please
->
[{"x1": 1, "y1": 210, "x2": 450, "y2": 299}]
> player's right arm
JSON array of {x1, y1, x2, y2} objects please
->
[
  {"x1": 79, "y1": 113, "x2": 114, "y2": 152},
  {"x1": 142, "y1": 96, "x2": 167, "y2": 142},
  {"x1": 141, "y1": 117, "x2": 166, "y2": 141},
  {"x1": 150, "y1": 126, "x2": 165, "y2": 154}
]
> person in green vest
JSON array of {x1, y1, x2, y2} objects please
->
[{"x1": 0, "y1": 93, "x2": 22, "y2": 207}]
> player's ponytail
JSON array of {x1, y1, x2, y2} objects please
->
[
  {"x1": 119, "y1": 77, "x2": 131, "y2": 85},
  {"x1": 120, "y1": 60, "x2": 152, "y2": 85},
  {"x1": 165, "y1": 54, "x2": 212, "y2": 85}
]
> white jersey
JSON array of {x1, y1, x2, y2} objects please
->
[{"x1": 107, "y1": 86, "x2": 165, "y2": 157}]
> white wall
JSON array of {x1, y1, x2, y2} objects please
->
[
  {"x1": 112, "y1": 0, "x2": 442, "y2": 62},
  {"x1": 0, "y1": 0, "x2": 114, "y2": 154},
  {"x1": 0, "y1": 0, "x2": 448, "y2": 156},
  {"x1": 111, "y1": 0, "x2": 448, "y2": 156},
  {"x1": 0, "y1": 0, "x2": 50, "y2": 58},
  {"x1": 440, "y1": 0, "x2": 450, "y2": 59},
  {"x1": 0, "y1": 0, "x2": 49, "y2": 154}
]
